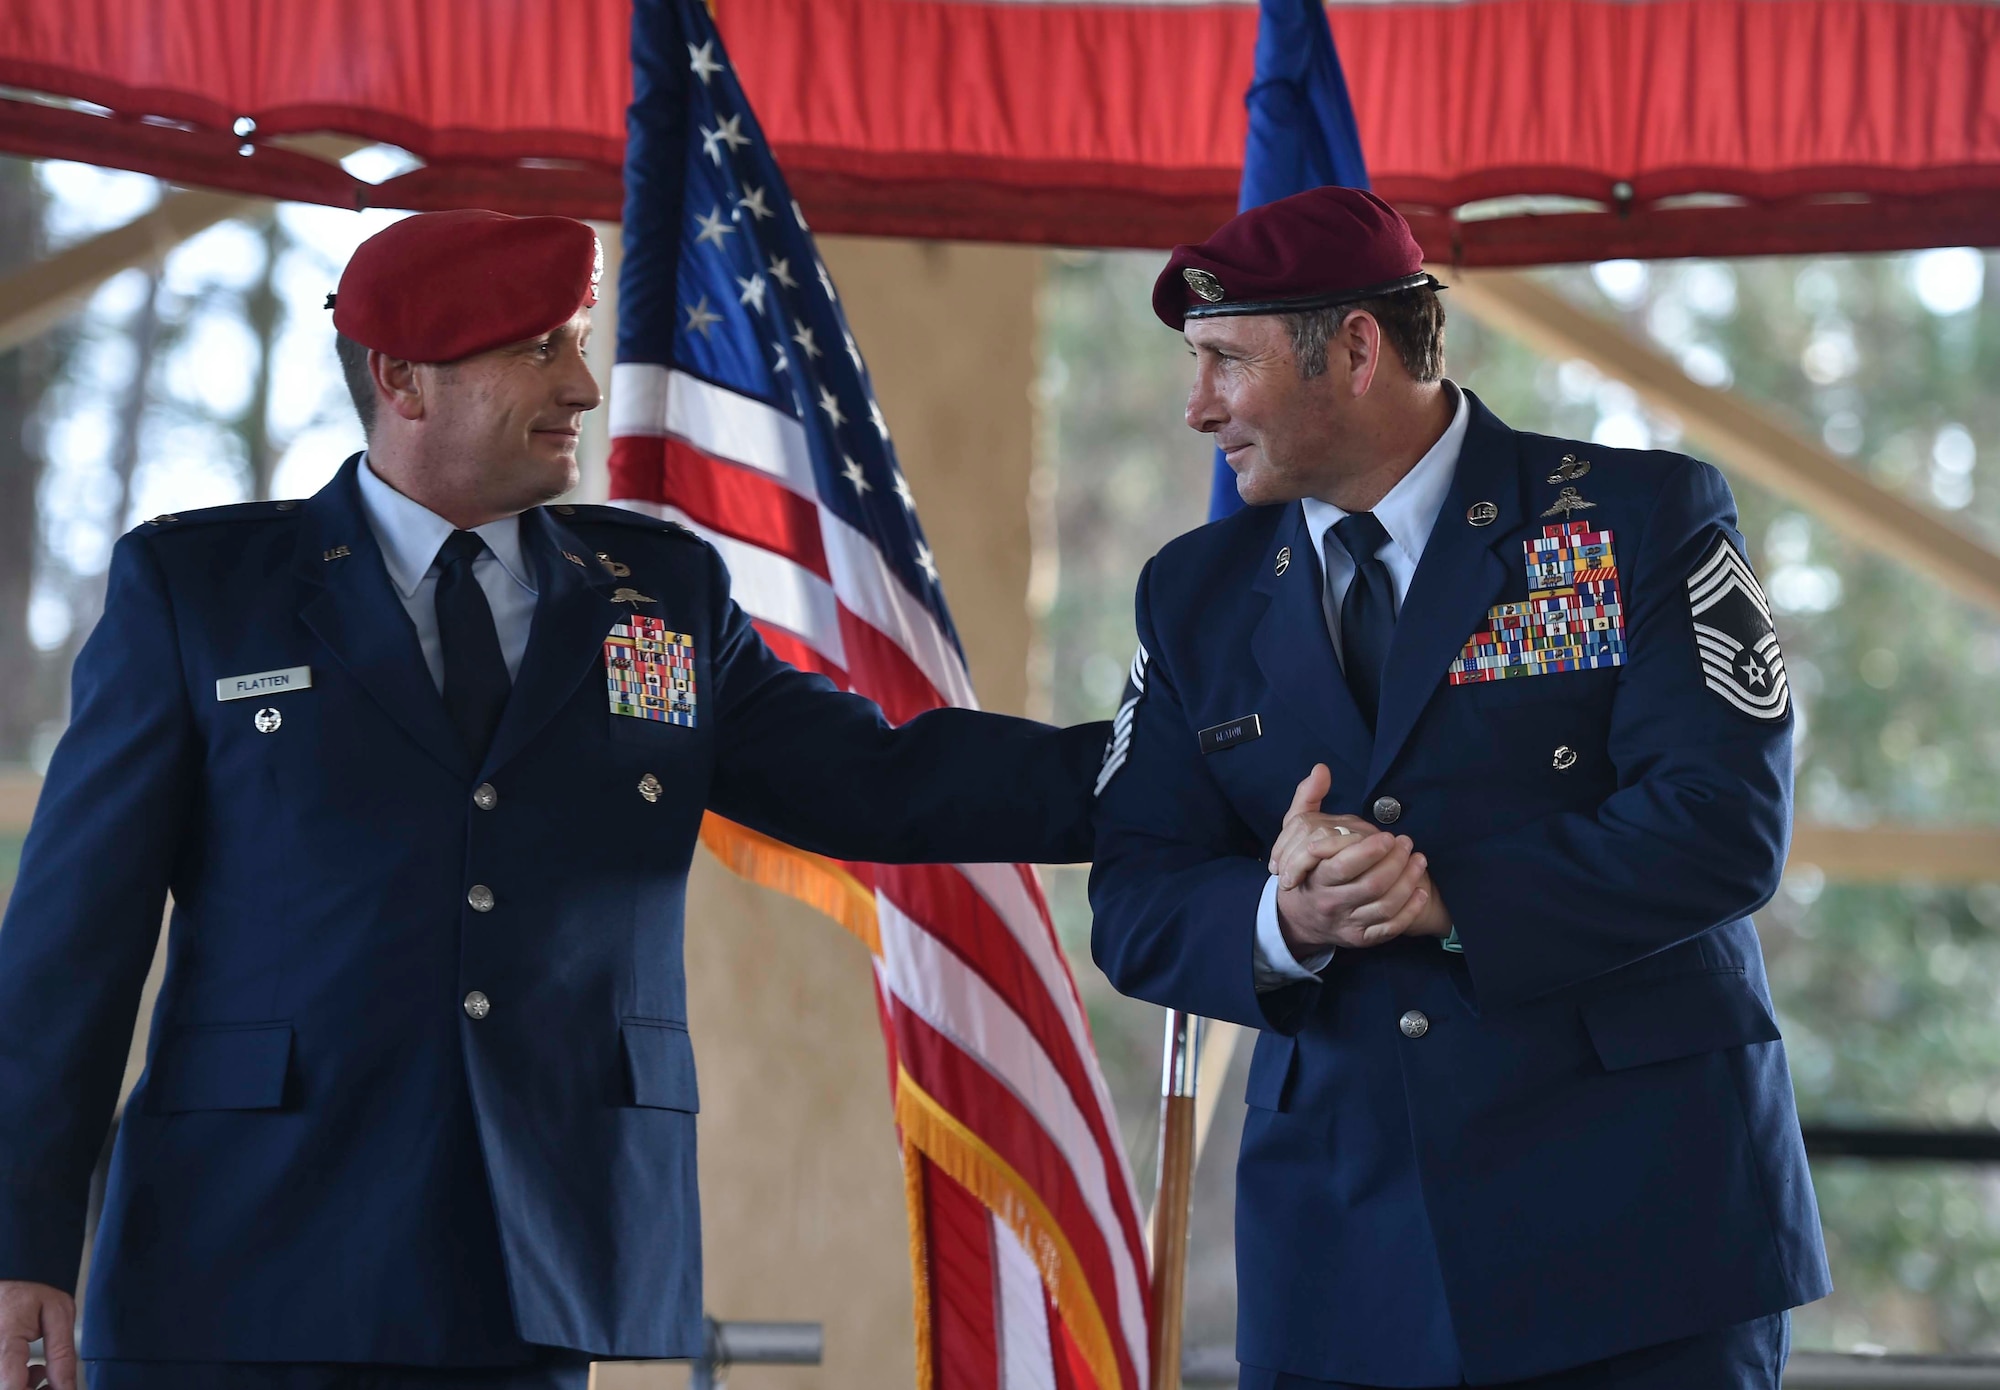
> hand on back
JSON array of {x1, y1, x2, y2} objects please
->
[
  {"x1": 0, "y1": 1281, "x2": 74, "y2": 1390},
  {"x1": 1269, "y1": 764, "x2": 1450, "y2": 957}
]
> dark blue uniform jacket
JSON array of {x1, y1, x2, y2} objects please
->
[
  {"x1": 1090, "y1": 394, "x2": 1829, "y2": 1386},
  {"x1": 0, "y1": 455, "x2": 1106, "y2": 1364}
]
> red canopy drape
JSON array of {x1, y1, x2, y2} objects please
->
[{"x1": 5, "y1": 0, "x2": 1999, "y2": 263}]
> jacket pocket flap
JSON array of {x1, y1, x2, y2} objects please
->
[
  {"x1": 1244, "y1": 1033, "x2": 1298, "y2": 1112},
  {"x1": 1582, "y1": 969, "x2": 1780, "y2": 1072},
  {"x1": 152, "y1": 1024, "x2": 293, "y2": 1113},
  {"x1": 623, "y1": 1019, "x2": 700, "y2": 1112}
]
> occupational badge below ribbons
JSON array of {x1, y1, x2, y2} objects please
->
[
  {"x1": 604, "y1": 616, "x2": 697, "y2": 727},
  {"x1": 1448, "y1": 522, "x2": 1628, "y2": 685}
]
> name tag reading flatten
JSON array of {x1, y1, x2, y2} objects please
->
[
  {"x1": 1198, "y1": 714, "x2": 1262, "y2": 755},
  {"x1": 216, "y1": 666, "x2": 312, "y2": 701}
]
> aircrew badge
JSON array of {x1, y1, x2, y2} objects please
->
[
  {"x1": 604, "y1": 615, "x2": 697, "y2": 727},
  {"x1": 1448, "y1": 523, "x2": 1627, "y2": 684},
  {"x1": 1686, "y1": 534, "x2": 1789, "y2": 721}
]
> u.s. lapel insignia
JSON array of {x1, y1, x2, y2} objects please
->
[
  {"x1": 322, "y1": 545, "x2": 351, "y2": 562},
  {"x1": 610, "y1": 587, "x2": 658, "y2": 605},
  {"x1": 561, "y1": 551, "x2": 587, "y2": 567},
  {"x1": 605, "y1": 616, "x2": 698, "y2": 727},
  {"x1": 1687, "y1": 534, "x2": 1789, "y2": 721},
  {"x1": 1466, "y1": 501, "x2": 1498, "y2": 527},
  {"x1": 1541, "y1": 486, "x2": 1597, "y2": 519},
  {"x1": 597, "y1": 552, "x2": 632, "y2": 578},
  {"x1": 1274, "y1": 546, "x2": 1291, "y2": 577},
  {"x1": 1548, "y1": 454, "x2": 1592, "y2": 484},
  {"x1": 1448, "y1": 523, "x2": 1628, "y2": 685}
]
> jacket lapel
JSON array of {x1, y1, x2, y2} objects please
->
[
  {"x1": 295, "y1": 455, "x2": 473, "y2": 781},
  {"x1": 481, "y1": 507, "x2": 627, "y2": 777},
  {"x1": 1366, "y1": 394, "x2": 1529, "y2": 789},
  {"x1": 1250, "y1": 504, "x2": 1371, "y2": 781}
]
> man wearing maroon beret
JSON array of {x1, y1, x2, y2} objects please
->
[
  {"x1": 1091, "y1": 187, "x2": 1827, "y2": 1388},
  {"x1": 0, "y1": 209, "x2": 1111, "y2": 1390}
]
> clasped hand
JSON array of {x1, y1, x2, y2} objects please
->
[{"x1": 1268, "y1": 764, "x2": 1451, "y2": 958}]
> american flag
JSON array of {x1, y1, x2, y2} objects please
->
[{"x1": 606, "y1": 3, "x2": 1150, "y2": 1388}]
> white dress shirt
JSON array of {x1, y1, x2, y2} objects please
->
[
  {"x1": 1253, "y1": 384, "x2": 1470, "y2": 989},
  {"x1": 354, "y1": 455, "x2": 541, "y2": 692}
]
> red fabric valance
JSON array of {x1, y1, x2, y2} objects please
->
[{"x1": 5, "y1": 0, "x2": 1999, "y2": 263}]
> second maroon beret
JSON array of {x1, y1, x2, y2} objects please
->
[{"x1": 1153, "y1": 186, "x2": 1438, "y2": 329}]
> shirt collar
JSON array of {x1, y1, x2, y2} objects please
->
[
  {"x1": 1300, "y1": 380, "x2": 1470, "y2": 567},
  {"x1": 355, "y1": 453, "x2": 538, "y2": 600}
]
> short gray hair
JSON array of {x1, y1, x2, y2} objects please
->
[
  {"x1": 335, "y1": 332, "x2": 376, "y2": 436},
  {"x1": 1283, "y1": 287, "x2": 1446, "y2": 382}
]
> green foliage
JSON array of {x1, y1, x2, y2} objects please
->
[{"x1": 1037, "y1": 247, "x2": 2000, "y2": 1354}]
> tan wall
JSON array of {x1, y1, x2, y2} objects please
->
[{"x1": 596, "y1": 236, "x2": 1043, "y2": 1390}]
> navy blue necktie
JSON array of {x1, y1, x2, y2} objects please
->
[
  {"x1": 435, "y1": 530, "x2": 512, "y2": 761},
  {"x1": 1332, "y1": 511, "x2": 1396, "y2": 731}
]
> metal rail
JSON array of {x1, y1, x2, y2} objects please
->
[
  {"x1": 1182, "y1": 1348, "x2": 2000, "y2": 1388},
  {"x1": 1803, "y1": 1126, "x2": 2000, "y2": 1163}
]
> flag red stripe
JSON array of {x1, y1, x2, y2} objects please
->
[
  {"x1": 611, "y1": 435, "x2": 833, "y2": 581},
  {"x1": 925, "y1": 1158, "x2": 1003, "y2": 1390},
  {"x1": 894, "y1": 1007, "x2": 1140, "y2": 1390},
  {"x1": 749, "y1": 617, "x2": 848, "y2": 686},
  {"x1": 878, "y1": 863, "x2": 1148, "y2": 1278}
]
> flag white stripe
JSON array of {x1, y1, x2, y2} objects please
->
[
  {"x1": 611, "y1": 364, "x2": 821, "y2": 500},
  {"x1": 995, "y1": 1215, "x2": 1059, "y2": 1390},
  {"x1": 820, "y1": 511, "x2": 979, "y2": 710},
  {"x1": 946, "y1": 863, "x2": 1138, "y2": 1198},
  {"x1": 614, "y1": 501, "x2": 848, "y2": 670},
  {"x1": 876, "y1": 896, "x2": 1150, "y2": 1380}
]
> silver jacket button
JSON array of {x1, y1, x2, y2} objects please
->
[
  {"x1": 463, "y1": 991, "x2": 491, "y2": 1020},
  {"x1": 473, "y1": 783, "x2": 499, "y2": 810},
  {"x1": 467, "y1": 884, "x2": 495, "y2": 913},
  {"x1": 1400, "y1": 1010, "x2": 1430, "y2": 1039},
  {"x1": 1372, "y1": 796, "x2": 1403, "y2": 825}
]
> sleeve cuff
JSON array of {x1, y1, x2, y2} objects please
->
[{"x1": 1253, "y1": 875, "x2": 1332, "y2": 991}]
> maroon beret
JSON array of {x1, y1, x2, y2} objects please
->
[
  {"x1": 1152, "y1": 186, "x2": 1439, "y2": 329},
  {"x1": 331, "y1": 209, "x2": 602, "y2": 362}
]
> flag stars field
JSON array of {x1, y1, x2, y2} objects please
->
[{"x1": 694, "y1": 206, "x2": 732, "y2": 246}]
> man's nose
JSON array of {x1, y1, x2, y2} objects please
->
[
  {"x1": 1186, "y1": 369, "x2": 1223, "y2": 434},
  {"x1": 562, "y1": 355, "x2": 603, "y2": 412}
]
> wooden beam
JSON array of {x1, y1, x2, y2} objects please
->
[
  {"x1": 1441, "y1": 266, "x2": 2000, "y2": 621},
  {"x1": 1788, "y1": 825, "x2": 2000, "y2": 885},
  {"x1": 0, "y1": 189, "x2": 265, "y2": 354}
]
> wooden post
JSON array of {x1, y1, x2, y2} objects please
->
[{"x1": 1149, "y1": 1010, "x2": 1203, "y2": 1390}]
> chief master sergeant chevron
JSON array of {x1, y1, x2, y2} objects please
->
[
  {"x1": 0, "y1": 209, "x2": 1112, "y2": 1390},
  {"x1": 1089, "y1": 187, "x2": 1828, "y2": 1390}
]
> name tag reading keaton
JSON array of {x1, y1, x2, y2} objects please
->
[
  {"x1": 1197, "y1": 714, "x2": 1262, "y2": 755},
  {"x1": 216, "y1": 666, "x2": 313, "y2": 702}
]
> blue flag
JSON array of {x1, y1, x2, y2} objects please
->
[{"x1": 1208, "y1": 0, "x2": 1372, "y2": 521}]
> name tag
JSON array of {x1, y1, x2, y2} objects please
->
[
  {"x1": 1197, "y1": 714, "x2": 1261, "y2": 755},
  {"x1": 216, "y1": 666, "x2": 312, "y2": 701}
]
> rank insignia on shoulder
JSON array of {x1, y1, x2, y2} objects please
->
[
  {"x1": 1686, "y1": 534, "x2": 1789, "y2": 721},
  {"x1": 604, "y1": 616, "x2": 697, "y2": 727},
  {"x1": 1094, "y1": 643, "x2": 1148, "y2": 796},
  {"x1": 1448, "y1": 523, "x2": 1627, "y2": 685}
]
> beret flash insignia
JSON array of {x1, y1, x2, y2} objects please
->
[
  {"x1": 1095, "y1": 643, "x2": 1150, "y2": 796},
  {"x1": 1183, "y1": 268, "x2": 1225, "y2": 303},
  {"x1": 1687, "y1": 534, "x2": 1789, "y2": 721}
]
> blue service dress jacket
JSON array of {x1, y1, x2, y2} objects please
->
[
  {"x1": 1090, "y1": 393, "x2": 1830, "y2": 1387},
  {"x1": 0, "y1": 454, "x2": 1108, "y2": 1365}
]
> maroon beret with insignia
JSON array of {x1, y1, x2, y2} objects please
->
[
  {"x1": 330, "y1": 209, "x2": 602, "y2": 362},
  {"x1": 1152, "y1": 186, "x2": 1440, "y2": 328}
]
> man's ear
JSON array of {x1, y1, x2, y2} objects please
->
[
  {"x1": 1338, "y1": 309, "x2": 1384, "y2": 398},
  {"x1": 369, "y1": 350, "x2": 426, "y2": 423}
]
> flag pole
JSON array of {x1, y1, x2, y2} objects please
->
[{"x1": 1149, "y1": 1009, "x2": 1203, "y2": 1390}]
